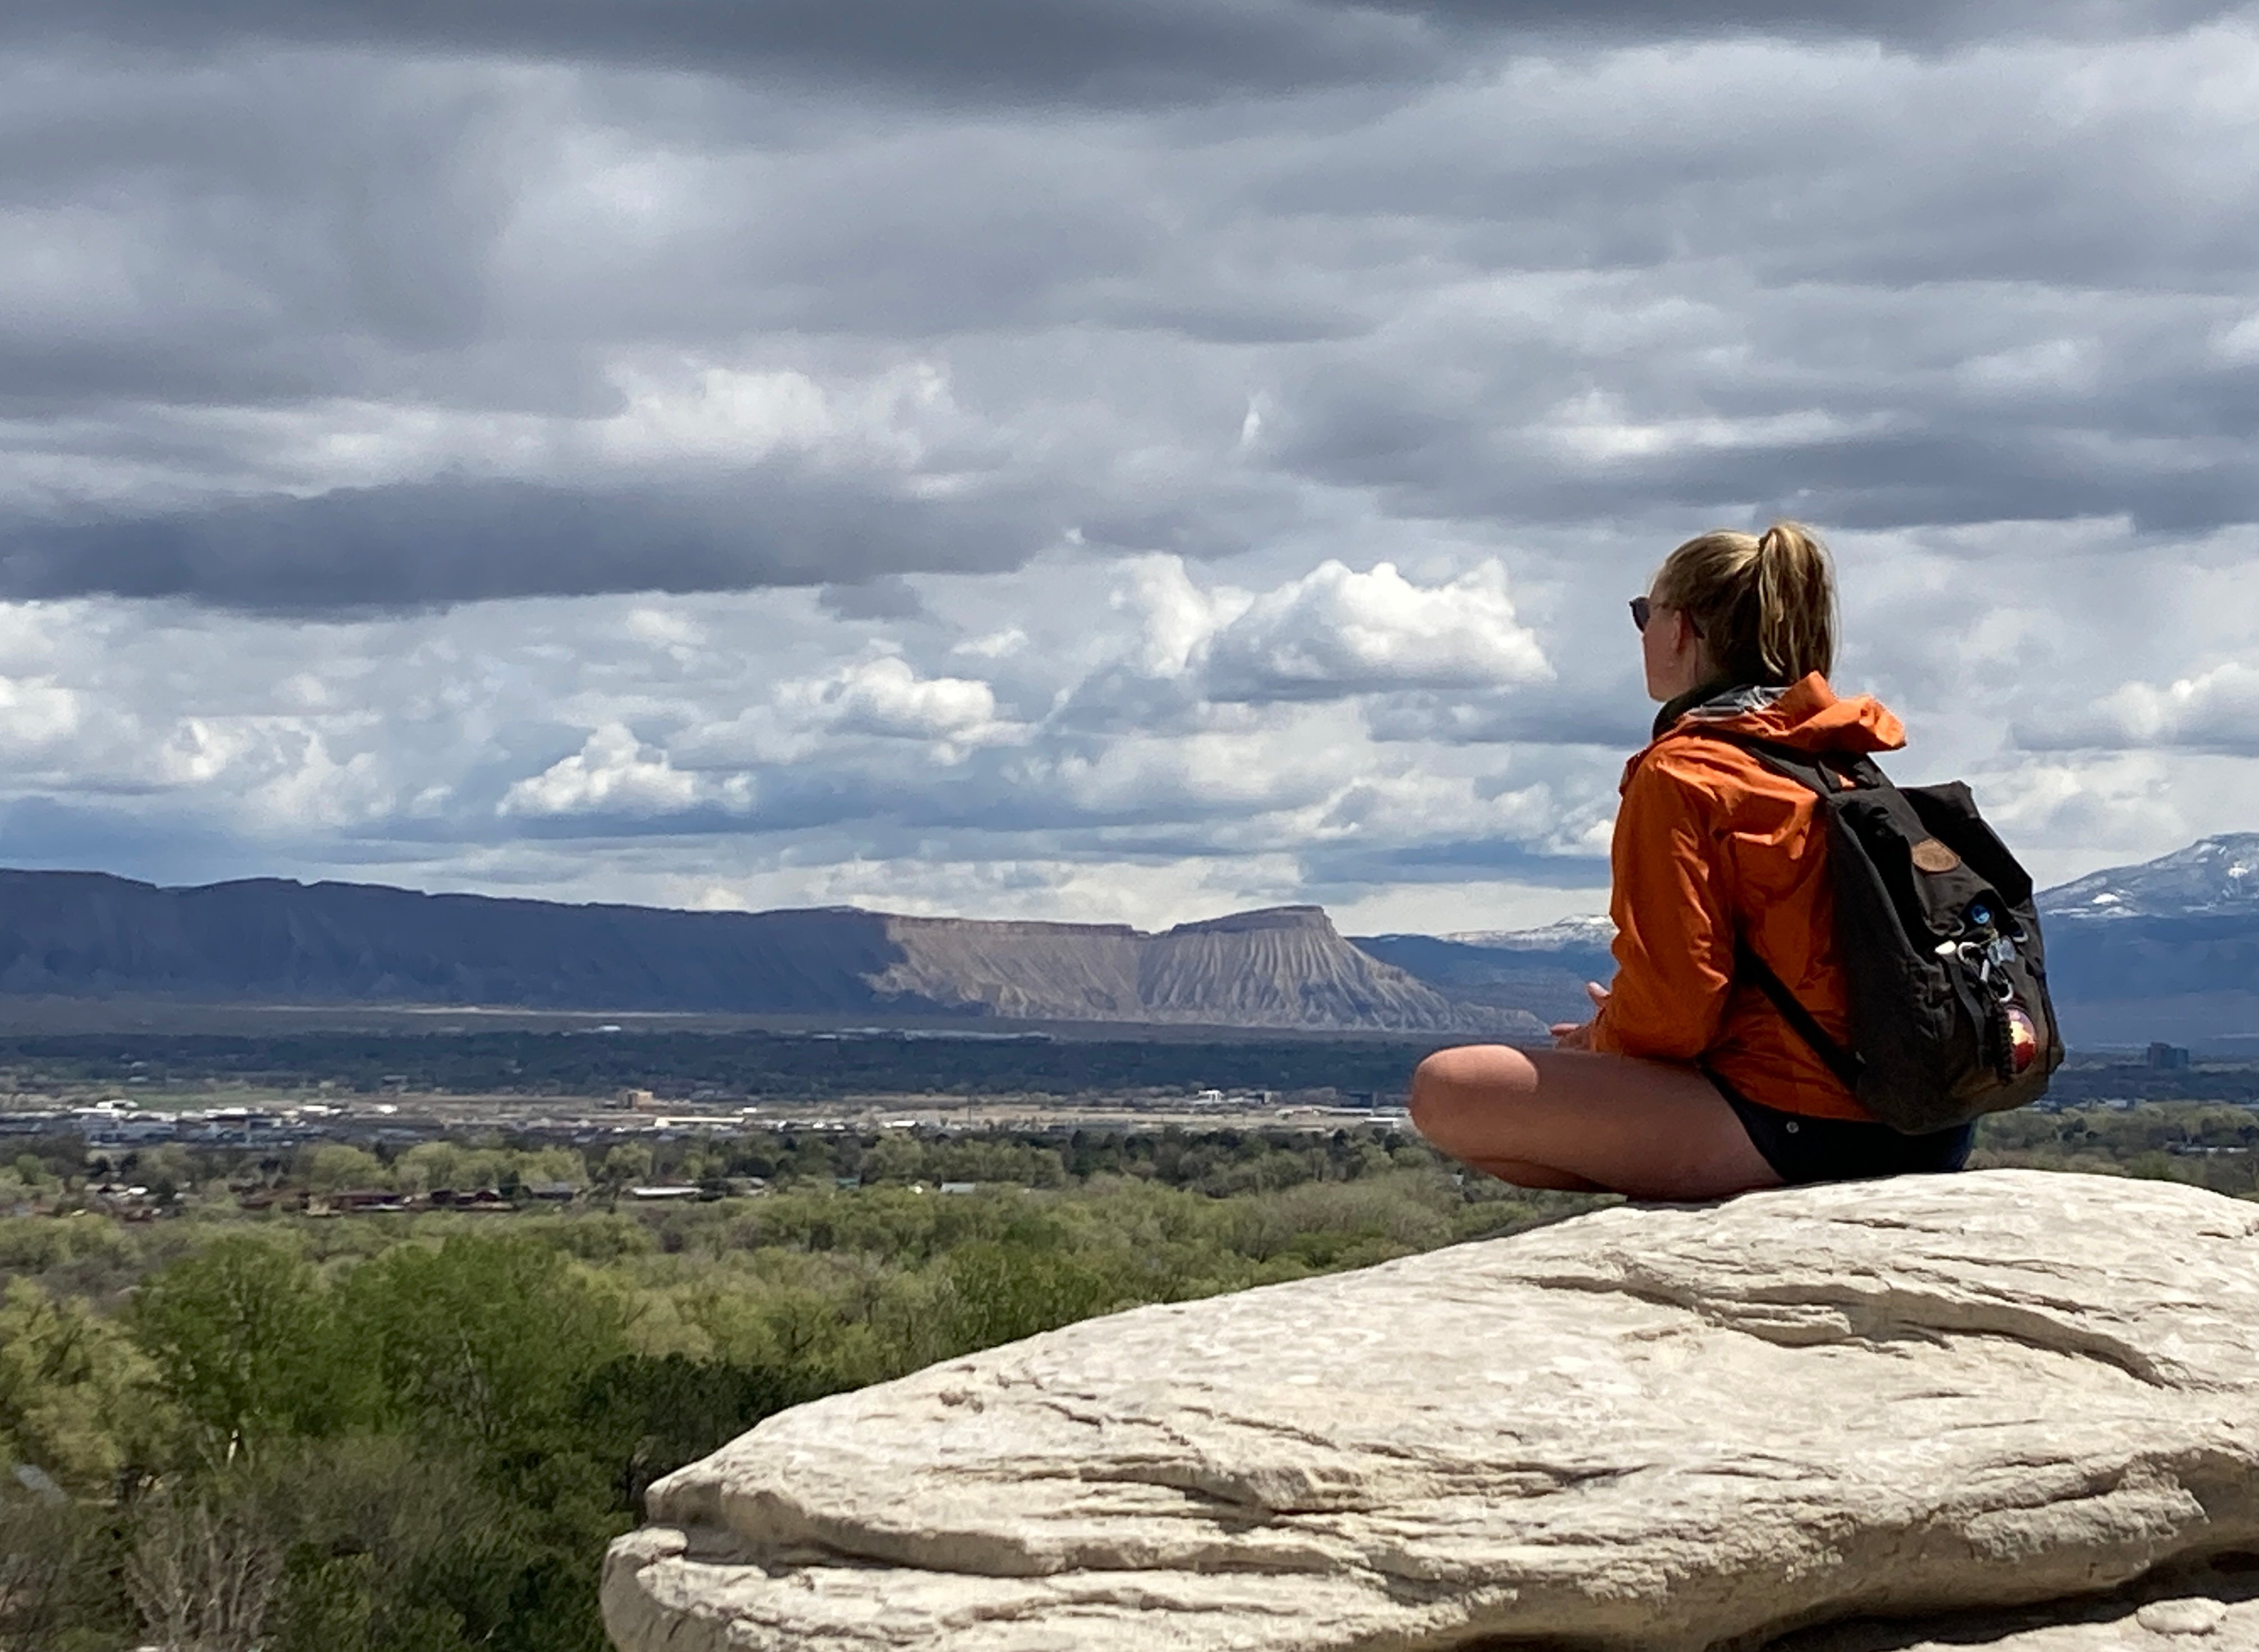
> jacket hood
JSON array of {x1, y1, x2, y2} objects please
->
[{"x1": 1651, "y1": 673, "x2": 1905, "y2": 756}]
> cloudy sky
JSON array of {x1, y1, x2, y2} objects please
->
[{"x1": 4, "y1": 0, "x2": 2259, "y2": 933}]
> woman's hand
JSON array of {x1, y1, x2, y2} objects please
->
[{"x1": 1549, "y1": 981, "x2": 1611, "y2": 1051}]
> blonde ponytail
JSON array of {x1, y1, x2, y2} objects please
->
[
  {"x1": 1749, "y1": 522, "x2": 1836, "y2": 681},
  {"x1": 1652, "y1": 520, "x2": 1837, "y2": 685}
]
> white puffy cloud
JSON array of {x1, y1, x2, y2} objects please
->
[
  {"x1": 591, "y1": 360, "x2": 953, "y2": 473},
  {"x1": 498, "y1": 723, "x2": 708, "y2": 818},
  {"x1": 0, "y1": 675, "x2": 79, "y2": 751},
  {"x1": 1114, "y1": 556, "x2": 1241, "y2": 680},
  {"x1": 952, "y1": 627, "x2": 1027, "y2": 660},
  {"x1": 1206, "y1": 559, "x2": 1552, "y2": 701},
  {"x1": 800, "y1": 655, "x2": 1012, "y2": 745},
  {"x1": 2039, "y1": 662, "x2": 2259, "y2": 754},
  {"x1": 1112, "y1": 555, "x2": 1552, "y2": 703}
]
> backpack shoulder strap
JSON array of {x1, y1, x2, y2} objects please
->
[
  {"x1": 1666, "y1": 725, "x2": 1869, "y2": 1093},
  {"x1": 1670, "y1": 725, "x2": 1887, "y2": 797},
  {"x1": 1730, "y1": 937, "x2": 1864, "y2": 1093}
]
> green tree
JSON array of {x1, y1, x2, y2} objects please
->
[
  {"x1": 597, "y1": 1143, "x2": 653, "y2": 1193},
  {"x1": 254, "y1": 1436, "x2": 530, "y2": 1652},
  {"x1": 859, "y1": 1134, "x2": 926, "y2": 1184},
  {"x1": 338, "y1": 1234, "x2": 627, "y2": 1465},
  {"x1": 304, "y1": 1145, "x2": 390, "y2": 1194},
  {"x1": 131, "y1": 1237, "x2": 339, "y2": 1467},
  {"x1": 392, "y1": 1141, "x2": 468, "y2": 1196},
  {"x1": 931, "y1": 1240, "x2": 1141, "y2": 1358},
  {"x1": 1, "y1": 1491, "x2": 126, "y2": 1652},
  {"x1": 0, "y1": 1278, "x2": 163, "y2": 1490}
]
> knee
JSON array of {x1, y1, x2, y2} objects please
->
[
  {"x1": 1407, "y1": 1055, "x2": 1450, "y2": 1141},
  {"x1": 1408, "y1": 1049, "x2": 1460, "y2": 1125},
  {"x1": 1408, "y1": 1044, "x2": 1532, "y2": 1135}
]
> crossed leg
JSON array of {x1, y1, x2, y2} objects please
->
[{"x1": 1407, "y1": 1044, "x2": 1784, "y2": 1201}]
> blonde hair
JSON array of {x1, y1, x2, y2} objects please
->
[{"x1": 1652, "y1": 520, "x2": 1837, "y2": 685}]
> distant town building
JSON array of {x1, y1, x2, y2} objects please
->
[{"x1": 2147, "y1": 1042, "x2": 2193, "y2": 1071}]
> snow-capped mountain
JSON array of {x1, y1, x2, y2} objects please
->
[
  {"x1": 2027, "y1": 836, "x2": 2259, "y2": 1048},
  {"x1": 1439, "y1": 914, "x2": 1617, "y2": 951},
  {"x1": 2040, "y1": 835, "x2": 2259, "y2": 922}
]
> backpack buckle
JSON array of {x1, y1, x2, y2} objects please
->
[{"x1": 1953, "y1": 937, "x2": 2018, "y2": 1003}]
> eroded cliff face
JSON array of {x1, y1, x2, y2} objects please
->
[
  {"x1": 602, "y1": 1170, "x2": 2259, "y2": 1652},
  {"x1": 872, "y1": 904, "x2": 1529, "y2": 1031}
]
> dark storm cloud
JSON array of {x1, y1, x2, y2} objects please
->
[
  {"x1": 0, "y1": 474, "x2": 1050, "y2": 610},
  {"x1": 1380, "y1": 0, "x2": 2247, "y2": 29},
  {"x1": 7, "y1": 0, "x2": 2248, "y2": 107},
  {"x1": 26, "y1": 0, "x2": 2259, "y2": 615},
  {"x1": 15, "y1": 1, "x2": 2259, "y2": 615},
  {"x1": 1274, "y1": 422, "x2": 2259, "y2": 539},
  {"x1": 4, "y1": 0, "x2": 1447, "y2": 103},
  {"x1": 0, "y1": 51, "x2": 531, "y2": 421}
]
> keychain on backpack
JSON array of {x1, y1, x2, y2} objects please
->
[
  {"x1": 1998, "y1": 1004, "x2": 2041, "y2": 1078},
  {"x1": 1945, "y1": 900, "x2": 2040, "y2": 1082}
]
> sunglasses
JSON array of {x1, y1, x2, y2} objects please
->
[{"x1": 1629, "y1": 597, "x2": 1702, "y2": 637}]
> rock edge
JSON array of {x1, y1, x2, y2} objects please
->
[{"x1": 604, "y1": 1170, "x2": 2259, "y2": 1652}]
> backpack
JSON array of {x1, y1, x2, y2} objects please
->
[{"x1": 1689, "y1": 731, "x2": 2064, "y2": 1135}]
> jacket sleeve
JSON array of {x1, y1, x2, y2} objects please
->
[{"x1": 1589, "y1": 751, "x2": 1736, "y2": 1063}]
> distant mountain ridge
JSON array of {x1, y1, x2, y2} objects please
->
[
  {"x1": 9, "y1": 834, "x2": 2253, "y2": 1045},
  {"x1": 1367, "y1": 835, "x2": 2259, "y2": 1050},
  {"x1": 2030, "y1": 835, "x2": 2259, "y2": 1049},
  {"x1": 2041, "y1": 834, "x2": 2259, "y2": 922},
  {"x1": 0, "y1": 870, "x2": 1537, "y2": 1036},
  {"x1": 1350, "y1": 926, "x2": 1615, "y2": 1027}
]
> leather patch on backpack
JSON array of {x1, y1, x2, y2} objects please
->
[{"x1": 1910, "y1": 839, "x2": 1961, "y2": 873}]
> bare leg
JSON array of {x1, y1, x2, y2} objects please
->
[
  {"x1": 1460, "y1": 1156, "x2": 1607, "y2": 1192},
  {"x1": 1408, "y1": 1044, "x2": 1783, "y2": 1201}
]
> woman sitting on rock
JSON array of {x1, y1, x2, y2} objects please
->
[{"x1": 1407, "y1": 523, "x2": 1974, "y2": 1198}]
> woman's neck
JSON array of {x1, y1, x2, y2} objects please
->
[{"x1": 1651, "y1": 679, "x2": 1741, "y2": 740}]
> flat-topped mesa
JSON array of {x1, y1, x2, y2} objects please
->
[
  {"x1": 603, "y1": 1170, "x2": 2259, "y2": 1652},
  {"x1": 872, "y1": 903, "x2": 1531, "y2": 1032},
  {"x1": 1160, "y1": 904, "x2": 1334, "y2": 934}
]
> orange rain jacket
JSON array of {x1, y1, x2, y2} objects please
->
[{"x1": 1588, "y1": 673, "x2": 1906, "y2": 1122}]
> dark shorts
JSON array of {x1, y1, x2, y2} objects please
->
[{"x1": 1711, "y1": 1073, "x2": 1974, "y2": 1186}]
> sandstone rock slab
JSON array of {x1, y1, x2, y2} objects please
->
[{"x1": 603, "y1": 1170, "x2": 2259, "y2": 1652}]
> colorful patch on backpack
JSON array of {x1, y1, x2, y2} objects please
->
[
  {"x1": 2004, "y1": 1004, "x2": 2039, "y2": 1074},
  {"x1": 1910, "y1": 839, "x2": 1961, "y2": 873}
]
